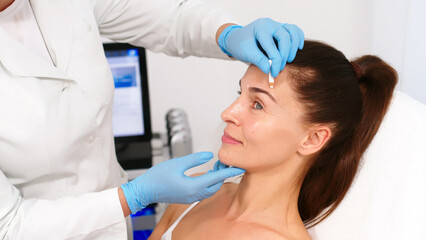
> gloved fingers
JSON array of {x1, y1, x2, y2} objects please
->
[
  {"x1": 213, "y1": 160, "x2": 228, "y2": 171},
  {"x1": 283, "y1": 23, "x2": 304, "y2": 50},
  {"x1": 298, "y1": 26, "x2": 305, "y2": 49},
  {"x1": 175, "y1": 152, "x2": 214, "y2": 172},
  {"x1": 203, "y1": 181, "x2": 224, "y2": 199},
  {"x1": 273, "y1": 27, "x2": 292, "y2": 71},
  {"x1": 247, "y1": 45, "x2": 270, "y2": 74},
  {"x1": 195, "y1": 167, "x2": 245, "y2": 187},
  {"x1": 280, "y1": 24, "x2": 299, "y2": 64},
  {"x1": 257, "y1": 30, "x2": 282, "y2": 77},
  {"x1": 213, "y1": 160, "x2": 220, "y2": 171}
]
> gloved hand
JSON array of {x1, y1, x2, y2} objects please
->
[
  {"x1": 121, "y1": 152, "x2": 245, "y2": 214},
  {"x1": 218, "y1": 18, "x2": 304, "y2": 77},
  {"x1": 213, "y1": 159, "x2": 229, "y2": 172}
]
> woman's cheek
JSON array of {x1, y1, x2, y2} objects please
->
[{"x1": 246, "y1": 118, "x2": 272, "y2": 143}]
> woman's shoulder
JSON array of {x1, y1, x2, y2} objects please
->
[{"x1": 164, "y1": 175, "x2": 239, "y2": 227}]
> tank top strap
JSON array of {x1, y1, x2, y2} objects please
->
[{"x1": 161, "y1": 201, "x2": 200, "y2": 240}]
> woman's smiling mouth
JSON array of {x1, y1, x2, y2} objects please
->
[{"x1": 222, "y1": 132, "x2": 243, "y2": 145}]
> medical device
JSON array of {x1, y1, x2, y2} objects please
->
[
  {"x1": 268, "y1": 60, "x2": 274, "y2": 88},
  {"x1": 103, "y1": 43, "x2": 153, "y2": 169},
  {"x1": 166, "y1": 109, "x2": 193, "y2": 158}
]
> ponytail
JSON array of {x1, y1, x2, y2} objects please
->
[
  {"x1": 353, "y1": 55, "x2": 398, "y2": 152},
  {"x1": 287, "y1": 42, "x2": 398, "y2": 227}
]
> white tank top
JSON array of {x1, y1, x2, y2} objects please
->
[{"x1": 161, "y1": 201, "x2": 200, "y2": 240}]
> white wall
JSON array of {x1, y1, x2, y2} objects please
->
[
  {"x1": 146, "y1": 0, "x2": 425, "y2": 172},
  {"x1": 370, "y1": 0, "x2": 426, "y2": 104},
  {"x1": 399, "y1": 0, "x2": 426, "y2": 103}
]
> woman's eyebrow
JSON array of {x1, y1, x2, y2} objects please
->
[{"x1": 249, "y1": 87, "x2": 276, "y2": 102}]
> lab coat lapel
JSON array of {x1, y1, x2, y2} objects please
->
[
  {"x1": 0, "y1": 0, "x2": 74, "y2": 81},
  {"x1": 30, "y1": 0, "x2": 72, "y2": 73},
  {"x1": 0, "y1": 27, "x2": 72, "y2": 81}
]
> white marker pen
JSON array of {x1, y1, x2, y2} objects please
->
[{"x1": 268, "y1": 60, "x2": 274, "y2": 88}]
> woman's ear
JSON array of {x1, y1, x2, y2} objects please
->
[{"x1": 298, "y1": 126, "x2": 331, "y2": 156}]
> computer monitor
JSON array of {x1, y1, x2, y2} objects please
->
[{"x1": 103, "y1": 43, "x2": 152, "y2": 169}]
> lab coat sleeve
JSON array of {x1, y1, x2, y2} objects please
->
[
  {"x1": 90, "y1": 0, "x2": 237, "y2": 59},
  {"x1": 0, "y1": 170, "x2": 126, "y2": 239}
]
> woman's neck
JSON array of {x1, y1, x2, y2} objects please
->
[{"x1": 223, "y1": 157, "x2": 308, "y2": 234}]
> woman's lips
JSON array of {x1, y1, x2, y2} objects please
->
[{"x1": 222, "y1": 132, "x2": 242, "y2": 145}]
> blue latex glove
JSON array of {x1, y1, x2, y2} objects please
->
[
  {"x1": 213, "y1": 159, "x2": 230, "y2": 172},
  {"x1": 121, "y1": 152, "x2": 245, "y2": 214},
  {"x1": 218, "y1": 18, "x2": 304, "y2": 77}
]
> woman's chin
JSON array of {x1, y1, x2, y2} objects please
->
[{"x1": 218, "y1": 148, "x2": 240, "y2": 168}]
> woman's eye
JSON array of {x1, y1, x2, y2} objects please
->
[
  {"x1": 237, "y1": 90, "x2": 241, "y2": 95},
  {"x1": 253, "y1": 102, "x2": 264, "y2": 110}
]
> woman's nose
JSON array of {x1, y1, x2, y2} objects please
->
[{"x1": 221, "y1": 100, "x2": 242, "y2": 126}]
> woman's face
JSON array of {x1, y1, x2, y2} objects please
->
[{"x1": 218, "y1": 65, "x2": 309, "y2": 172}]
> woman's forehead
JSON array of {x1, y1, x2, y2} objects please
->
[
  {"x1": 241, "y1": 66, "x2": 293, "y2": 96},
  {"x1": 242, "y1": 66, "x2": 304, "y2": 114}
]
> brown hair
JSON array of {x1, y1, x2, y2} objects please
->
[{"x1": 286, "y1": 40, "x2": 398, "y2": 227}]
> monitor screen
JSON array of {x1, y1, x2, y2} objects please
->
[{"x1": 103, "y1": 43, "x2": 152, "y2": 143}]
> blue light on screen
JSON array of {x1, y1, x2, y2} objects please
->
[
  {"x1": 127, "y1": 49, "x2": 139, "y2": 57},
  {"x1": 111, "y1": 66, "x2": 137, "y2": 88}
]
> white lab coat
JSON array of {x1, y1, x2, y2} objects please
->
[{"x1": 0, "y1": 0, "x2": 233, "y2": 239}]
